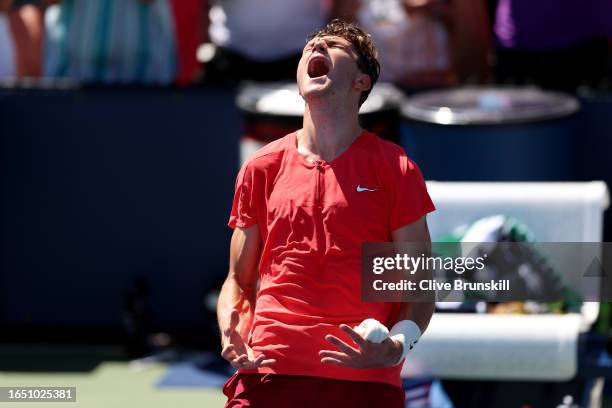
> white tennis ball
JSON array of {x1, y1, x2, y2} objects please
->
[{"x1": 354, "y1": 318, "x2": 389, "y2": 343}]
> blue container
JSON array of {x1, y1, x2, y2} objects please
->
[
  {"x1": 575, "y1": 92, "x2": 612, "y2": 241},
  {"x1": 400, "y1": 87, "x2": 580, "y2": 181}
]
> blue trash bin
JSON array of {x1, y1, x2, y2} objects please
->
[{"x1": 400, "y1": 87, "x2": 580, "y2": 181}]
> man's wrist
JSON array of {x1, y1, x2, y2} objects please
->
[
  {"x1": 389, "y1": 320, "x2": 422, "y2": 364},
  {"x1": 388, "y1": 338, "x2": 404, "y2": 365}
]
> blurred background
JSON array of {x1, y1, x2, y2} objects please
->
[{"x1": 1, "y1": 0, "x2": 612, "y2": 407}]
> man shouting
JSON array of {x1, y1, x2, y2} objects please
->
[{"x1": 218, "y1": 19, "x2": 436, "y2": 408}]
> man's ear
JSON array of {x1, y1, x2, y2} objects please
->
[{"x1": 354, "y1": 72, "x2": 371, "y2": 92}]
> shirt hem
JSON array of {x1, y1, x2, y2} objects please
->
[{"x1": 236, "y1": 366, "x2": 402, "y2": 388}]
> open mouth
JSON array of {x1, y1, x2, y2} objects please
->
[{"x1": 307, "y1": 56, "x2": 330, "y2": 78}]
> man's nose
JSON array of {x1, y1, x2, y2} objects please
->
[{"x1": 313, "y1": 39, "x2": 327, "y2": 53}]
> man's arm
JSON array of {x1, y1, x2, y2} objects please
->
[
  {"x1": 217, "y1": 225, "x2": 275, "y2": 369},
  {"x1": 391, "y1": 216, "x2": 435, "y2": 334}
]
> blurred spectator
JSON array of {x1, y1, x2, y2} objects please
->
[
  {"x1": 44, "y1": 0, "x2": 177, "y2": 85},
  {"x1": 203, "y1": 0, "x2": 358, "y2": 83},
  {"x1": 0, "y1": 0, "x2": 44, "y2": 78},
  {"x1": 493, "y1": 0, "x2": 612, "y2": 91},
  {"x1": 0, "y1": 0, "x2": 16, "y2": 78},
  {"x1": 450, "y1": 0, "x2": 491, "y2": 83},
  {"x1": 169, "y1": 0, "x2": 205, "y2": 85},
  {"x1": 358, "y1": 0, "x2": 454, "y2": 90},
  {"x1": 10, "y1": 0, "x2": 44, "y2": 77},
  {"x1": 357, "y1": 0, "x2": 491, "y2": 92}
]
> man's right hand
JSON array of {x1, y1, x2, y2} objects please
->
[{"x1": 221, "y1": 309, "x2": 276, "y2": 369}]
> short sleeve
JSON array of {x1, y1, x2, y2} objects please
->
[
  {"x1": 388, "y1": 154, "x2": 435, "y2": 231},
  {"x1": 228, "y1": 162, "x2": 259, "y2": 229}
]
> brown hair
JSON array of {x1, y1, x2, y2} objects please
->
[{"x1": 307, "y1": 19, "x2": 380, "y2": 106}]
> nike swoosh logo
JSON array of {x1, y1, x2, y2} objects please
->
[{"x1": 356, "y1": 185, "x2": 378, "y2": 192}]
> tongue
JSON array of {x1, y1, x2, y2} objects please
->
[{"x1": 308, "y1": 60, "x2": 329, "y2": 78}]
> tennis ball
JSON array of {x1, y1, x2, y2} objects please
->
[{"x1": 354, "y1": 318, "x2": 389, "y2": 343}]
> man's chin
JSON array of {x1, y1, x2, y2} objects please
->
[
  {"x1": 301, "y1": 91, "x2": 330, "y2": 106},
  {"x1": 301, "y1": 81, "x2": 331, "y2": 99}
]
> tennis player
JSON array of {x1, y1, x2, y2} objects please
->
[{"x1": 218, "y1": 19, "x2": 435, "y2": 407}]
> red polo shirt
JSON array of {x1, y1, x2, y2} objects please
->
[{"x1": 228, "y1": 130, "x2": 435, "y2": 387}]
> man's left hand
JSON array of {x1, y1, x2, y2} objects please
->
[{"x1": 319, "y1": 324, "x2": 403, "y2": 368}]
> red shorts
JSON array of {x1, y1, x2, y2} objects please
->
[{"x1": 223, "y1": 373, "x2": 405, "y2": 408}]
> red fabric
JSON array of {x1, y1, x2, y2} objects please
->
[
  {"x1": 223, "y1": 373, "x2": 405, "y2": 408},
  {"x1": 169, "y1": 0, "x2": 203, "y2": 85},
  {"x1": 228, "y1": 131, "x2": 435, "y2": 387}
]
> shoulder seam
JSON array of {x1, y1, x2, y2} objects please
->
[{"x1": 242, "y1": 135, "x2": 292, "y2": 168}]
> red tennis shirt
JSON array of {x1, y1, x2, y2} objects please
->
[{"x1": 228, "y1": 130, "x2": 435, "y2": 387}]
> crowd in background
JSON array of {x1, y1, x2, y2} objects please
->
[{"x1": 0, "y1": 0, "x2": 611, "y2": 92}]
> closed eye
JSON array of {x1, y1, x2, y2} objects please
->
[{"x1": 303, "y1": 38, "x2": 351, "y2": 54}]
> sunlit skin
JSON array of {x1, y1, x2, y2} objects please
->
[
  {"x1": 297, "y1": 35, "x2": 368, "y2": 107},
  {"x1": 296, "y1": 35, "x2": 372, "y2": 163}
]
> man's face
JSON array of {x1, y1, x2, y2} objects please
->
[{"x1": 296, "y1": 35, "x2": 369, "y2": 105}]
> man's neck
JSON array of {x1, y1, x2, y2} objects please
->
[{"x1": 298, "y1": 99, "x2": 362, "y2": 163}]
